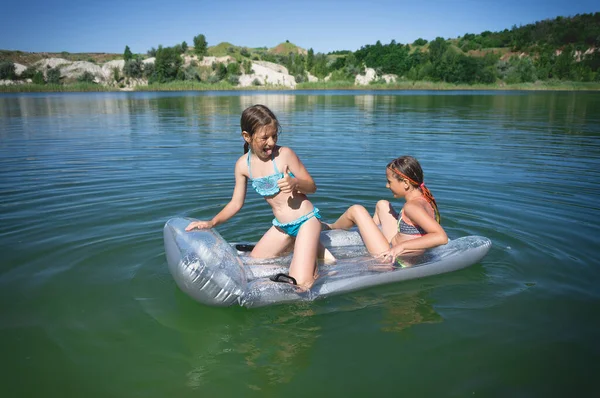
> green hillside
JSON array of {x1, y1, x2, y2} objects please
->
[{"x1": 1, "y1": 12, "x2": 599, "y2": 91}]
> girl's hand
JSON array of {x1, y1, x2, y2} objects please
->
[
  {"x1": 277, "y1": 165, "x2": 298, "y2": 193},
  {"x1": 377, "y1": 244, "x2": 406, "y2": 263},
  {"x1": 185, "y1": 220, "x2": 214, "y2": 231}
]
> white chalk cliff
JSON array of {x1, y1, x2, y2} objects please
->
[{"x1": 6, "y1": 55, "x2": 302, "y2": 89}]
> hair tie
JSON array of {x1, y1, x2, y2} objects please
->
[{"x1": 420, "y1": 182, "x2": 425, "y2": 188}]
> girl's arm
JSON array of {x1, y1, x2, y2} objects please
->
[
  {"x1": 186, "y1": 158, "x2": 247, "y2": 231},
  {"x1": 381, "y1": 202, "x2": 448, "y2": 258},
  {"x1": 277, "y1": 147, "x2": 316, "y2": 194}
]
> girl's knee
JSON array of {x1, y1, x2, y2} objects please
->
[
  {"x1": 375, "y1": 200, "x2": 391, "y2": 213},
  {"x1": 349, "y1": 204, "x2": 368, "y2": 216},
  {"x1": 375, "y1": 200, "x2": 396, "y2": 218}
]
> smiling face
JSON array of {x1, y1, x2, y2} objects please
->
[
  {"x1": 386, "y1": 168, "x2": 406, "y2": 198},
  {"x1": 243, "y1": 122, "x2": 279, "y2": 160}
]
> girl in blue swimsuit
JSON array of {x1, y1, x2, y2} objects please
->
[
  {"x1": 186, "y1": 105, "x2": 332, "y2": 289},
  {"x1": 325, "y1": 156, "x2": 448, "y2": 265}
]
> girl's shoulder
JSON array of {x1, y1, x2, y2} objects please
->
[
  {"x1": 276, "y1": 146, "x2": 297, "y2": 159},
  {"x1": 277, "y1": 145, "x2": 292, "y2": 154},
  {"x1": 235, "y1": 152, "x2": 249, "y2": 163},
  {"x1": 234, "y1": 153, "x2": 250, "y2": 174},
  {"x1": 404, "y1": 197, "x2": 434, "y2": 216},
  {"x1": 403, "y1": 198, "x2": 428, "y2": 212}
]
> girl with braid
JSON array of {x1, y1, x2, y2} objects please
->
[{"x1": 325, "y1": 156, "x2": 447, "y2": 265}]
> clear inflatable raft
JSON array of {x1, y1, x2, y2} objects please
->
[{"x1": 164, "y1": 217, "x2": 491, "y2": 308}]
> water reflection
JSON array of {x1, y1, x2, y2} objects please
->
[
  {"x1": 178, "y1": 296, "x2": 441, "y2": 390},
  {"x1": 379, "y1": 291, "x2": 443, "y2": 333},
  {"x1": 3, "y1": 91, "x2": 598, "y2": 138},
  {"x1": 173, "y1": 303, "x2": 321, "y2": 389},
  {"x1": 135, "y1": 263, "x2": 447, "y2": 390}
]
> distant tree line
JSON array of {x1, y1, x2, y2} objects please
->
[
  {"x1": 312, "y1": 12, "x2": 600, "y2": 84},
  {"x1": 254, "y1": 13, "x2": 600, "y2": 85},
  {"x1": 135, "y1": 34, "x2": 249, "y2": 85},
  {"x1": 2, "y1": 13, "x2": 599, "y2": 87},
  {"x1": 458, "y1": 12, "x2": 600, "y2": 52}
]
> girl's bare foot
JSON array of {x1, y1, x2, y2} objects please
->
[
  {"x1": 317, "y1": 242, "x2": 337, "y2": 264},
  {"x1": 322, "y1": 248, "x2": 337, "y2": 265}
]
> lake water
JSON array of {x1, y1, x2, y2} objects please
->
[{"x1": 1, "y1": 90, "x2": 599, "y2": 397}]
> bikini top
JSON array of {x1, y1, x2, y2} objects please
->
[
  {"x1": 247, "y1": 150, "x2": 295, "y2": 197},
  {"x1": 398, "y1": 216, "x2": 427, "y2": 236},
  {"x1": 397, "y1": 197, "x2": 435, "y2": 236}
]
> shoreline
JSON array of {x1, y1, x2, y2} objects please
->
[{"x1": 2, "y1": 80, "x2": 600, "y2": 93}]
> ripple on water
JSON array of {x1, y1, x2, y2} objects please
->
[{"x1": 2, "y1": 91, "x2": 600, "y2": 396}]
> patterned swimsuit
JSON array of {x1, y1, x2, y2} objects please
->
[
  {"x1": 397, "y1": 198, "x2": 435, "y2": 236},
  {"x1": 247, "y1": 150, "x2": 320, "y2": 237}
]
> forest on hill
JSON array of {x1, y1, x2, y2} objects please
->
[
  {"x1": 346, "y1": 12, "x2": 600, "y2": 84},
  {"x1": 1, "y1": 12, "x2": 599, "y2": 90}
]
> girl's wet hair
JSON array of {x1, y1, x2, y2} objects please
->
[
  {"x1": 240, "y1": 104, "x2": 281, "y2": 154},
  {"x1": 387, "y1": 156, "x2": 441, "y2": 223}
]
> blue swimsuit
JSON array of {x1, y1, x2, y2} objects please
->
[
  {"x1": 247, "y1": 150, "x2": 292, "y2": 197},
  {"x1": 247, "y1": 150, "x2": 320, "y2": 237}
]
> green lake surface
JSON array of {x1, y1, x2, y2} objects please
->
[{"x1": 1, "y1": 90, "x2": 599, "y2": 397}]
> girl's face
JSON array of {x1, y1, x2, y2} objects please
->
[
  {"x1": 386, "y1": 168, "x2": 406, "y2": 198},
  {"x1": 244, "y1": 123, "x2": 278, "y2": 160}
]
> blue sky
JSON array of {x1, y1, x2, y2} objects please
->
[{"x1": 1, "y1": 0, "x2": 598, "y2": 54}]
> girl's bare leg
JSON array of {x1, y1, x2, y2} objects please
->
[
  {"x1": 289, "y1": 217, "x2": 322, "y2": 289},
  {"x1": 330, "y1": 205, "x2": 389, "y2": 255},
  {"x1": 327, "y1": 205, "x2": 360, "y2": 230},
  {"x1": 372, "y1": 210, "x2": 381, "y2": 225},
  {"x1": 251, "y1": 226, "x2": 294, "y2": 258},
  {"x1": 374, "y1": 200, "x2": 399, "y2": 243}
]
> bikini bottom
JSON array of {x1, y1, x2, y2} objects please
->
[{"x1": 272, "y1": 207, "x2": 321, "y2": 237}]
